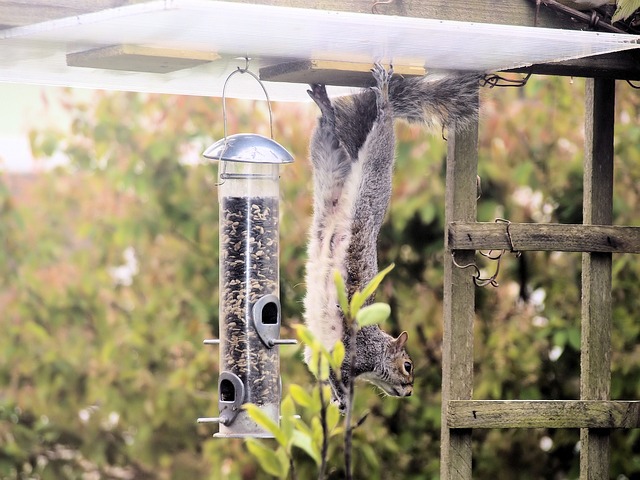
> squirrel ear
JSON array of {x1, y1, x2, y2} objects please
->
[{"x1": 394, "y1": 331, "x2": 408, "y2": 350}]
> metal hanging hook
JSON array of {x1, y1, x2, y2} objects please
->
[
  {"x1": 372, "y1": 0, "x2": 395, "y2": 14},
  {"x1": 452, "y1": 251, "x2": 502, "y2": 288},
  {"x1": 221, "y1": 57, "x2": 274, "y2": 144},
  {"x1": 215, "y1": 57, "x2": 276, "y2": 185},
  {"x1": 451, "y1": 218, "x2": 521, "y2": 288}
]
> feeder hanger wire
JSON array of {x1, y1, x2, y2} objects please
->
[
  {"x1": 221, "y1": 57, "x2": 275, "y2": 145},
  {"x1": 216, "y1": 57, "x2": 277, "y2": 184}
]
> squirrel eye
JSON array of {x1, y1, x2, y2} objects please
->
[{"x1": 403, "y1": 361, "x2": 412, "y2": 374}]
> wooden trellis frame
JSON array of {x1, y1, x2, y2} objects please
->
[{"x1": 441, "y1": 78, "x2": 640, "y2": 478}]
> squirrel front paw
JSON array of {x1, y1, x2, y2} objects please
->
[
  {"x1": 331, "y1": 392, "x2": 347, "y2": 416},
  {"x1": 329, "y1": 376, "x2": 348, "y2": 415}
]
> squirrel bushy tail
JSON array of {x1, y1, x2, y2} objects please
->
[
  {"x1": 332, "y1": 72, "x2": 481, "y2": 159},
  {"x1": 304, "y1": 67, "x2": 481, "y2": 411}
]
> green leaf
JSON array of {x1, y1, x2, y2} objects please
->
[
  {"x1": 553, "y1": 329, "x2": 567, "y2": 348},
  {"x1": 567, "y1": 327, "x2": 581, "y2": 351},
  {"x1": 419, "y1": 202, "x2": 436, "y2": 224},
  {"x1": 280, "y1": 395, "x2": 296, "y2": 443},
  {"x1": 331, "y1": 340, "x2": 345, "y2": 375},
  {"x1": 613, "y1": 0, "x2": 640, "y2": 22},
  {"x1": 356, "y1": 302, "x2": 391, "y2": 327},
  {"x1": 308, "y1": 350, "x2": 330, "y2": 381},
  {"x1": 331, "y1": 340, "x2": 345, "y2": 373},
  {"x1": 294, "y1": 324, "x2": 319, "y2": 349},
  {"x1": 308, "y1": 387, "x2": 323, "y2": 416},
  {"x1": 326, "y1": 403, "x2": 341, "y2": 433},
  {"x1": 291, "y1": 430, "x2": 321, "y2": 466},
  {"x1": 333, "y1": 269, "x2": 349, "y2": 317},
  {"x1": 275, "y1": 448, "x2": 291, "y2": 478},
  {"x1": 310, "y1": 416, "x2": 324, "y2": 450},
  {"x1": 360, "y1": 263, "x2": 395, "y2": 303},
  {"x1": 360, "y1": 442, "x2": 381, "y2": 470},
  {"x1": 244, "y1": 404, "x2": 287, "y2": 448},
  {"x1": 349, "y1": 291, "x2": 365, "y2": 320},
  {"x1": 289, "y1": 384, "x2": 313, "y2": 408},
  {"x1": 246, "y1": 439, "x2": 285, "y2": 477},
  {"x1": 292, "y1": 417, "x2": 313, "y2": 438},
  {"x1": 24, "y1": 322, "x2": 50, "y2": 342},
  {"x1": 294, "y1": 325, "x2": 333, "y2": 363}
]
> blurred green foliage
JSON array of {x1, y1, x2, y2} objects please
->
[{"x1": 0, "y1": 76, "x2": 639, "y2": 479}]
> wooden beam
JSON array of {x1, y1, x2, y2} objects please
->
[
  {"x1": 227, "y1": 0, "x2": 590, "y2": 29},
  {"x1": 0, "y1": 0, "x2": 602, "y2": 30},
  {"x1": 67, "y1": 45, "x2": 220, "y2": 74},
  {"x1": 259, "y1": 60, "x2": 426, "y2": 88},
  {"x1": 510, "y1": 50, "x2": 640, "y2": 81},
  {"x1": 2, "y1": 1, "x2": 638, "y2": 78},
  {"x1": 447, "y1": 400, "x2": 640, "y2": 429},
  {"x1": 0, "y1": 1, "x2": 145, "y2": 29},
  {"x1": 580, "y1": 77, "x2": 615, "y2": 480},
  {"x1": 440, "y1": 95, "x2": 479, "y2": 480},
  {"x1": 237, "y1": 0, "x2": 640, "y2": 80},
  {"x1": 448, "y1": 222, "x2": 640, "y2": 254}
]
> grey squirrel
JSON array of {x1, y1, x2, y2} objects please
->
[{"x1": 303, "y1": 64, "x2": 481, "y2": 411}]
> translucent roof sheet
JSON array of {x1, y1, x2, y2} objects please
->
[{"x1": 0, "y1": 0, "x2": 638, "y2": 101}]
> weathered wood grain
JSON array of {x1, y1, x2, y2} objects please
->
[
  {"x1": 441, "y1": 97, "x2": 479, "y2": 480},
  {"x1": 448, "y1": 222, "x2": 640, "y2": 253},
  {"x1": 2, "y1": 1, "x2": 638, "y2": 78},
  {"x1": 0, "y1": 1, "x2": 144, "y2": 29},
  {"x1": 580, "y1": 77, "x2": 615, "y2": 480},
  {"x1": 259, "y1": 60, "x2": 426, "y2": 88},
  {"x1": 0, "y1": 0, "x2": 624, "y2": 32},
  {"x1": 67, "y1": 45, "x2": 219, "y2": 74},
  {"x1": 245, "y1": 0, "x2": 640, "y2": 80},
  {"x1": 510, "y1": 50, "x2": 640, "y2": 81},
  {"x1": 226, "y1": 0, "x2": 573, "y2": 28},
  {"x1": 0, "y1": 0, "x2": 562, "y2": 28},
  {"x1": 447, "y1": 401, "x2": 640, "y2": 429}
]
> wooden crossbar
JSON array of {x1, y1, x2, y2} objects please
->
[
  {"x1": 448, "y1": 222, "x2": 640, "y2": 253},
  {"x1": 447, "y1": 400, "x2": 640, "y2": 429}
]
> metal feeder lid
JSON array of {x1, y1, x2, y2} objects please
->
[{"x1": 203, "y1": 133, "x2": 293, "y2": 164}]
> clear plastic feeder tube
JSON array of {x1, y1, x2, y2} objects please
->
[{"x1": 217, "y1": 159, "x2": 281, "y2": 437}]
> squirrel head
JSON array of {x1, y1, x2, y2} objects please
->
[{"x1": 363, "y1": 330, "x2": 414, "y2": 398}]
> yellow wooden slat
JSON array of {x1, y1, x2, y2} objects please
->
[{"x1": 67, "y1": 45, "x2": 219, "y2": 74}]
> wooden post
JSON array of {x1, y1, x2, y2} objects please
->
[
  {"x1": 580, "y1": 78, "x2": 615, "y2": 479},
  {"x1": 441, "y1": 100, "x2": 479, "y2": 479}
]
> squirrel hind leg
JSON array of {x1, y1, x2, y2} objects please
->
[{"x1": 307, "y1": 84, "x2": 336, "y2": 125}]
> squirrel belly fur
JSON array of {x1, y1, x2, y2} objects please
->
[{"x1": 303, "y1": 65, "x2": 481, "y2": 411}]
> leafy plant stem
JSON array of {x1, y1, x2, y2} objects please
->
[
  {"x1": 344, "y1": 322, "x2": 358, "y2": 480},
  {"x1": 289, "y1": 456, "x2": 297, "y2": 480},
  {"x1": 318, "y1": 356, "x2": 329, "y2": 480}
]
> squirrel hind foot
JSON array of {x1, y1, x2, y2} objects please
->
[
  {"x1": 308, "y1": 84, "x2": 336, "y2": 122},
  {"x1": 370, "y1": 63, "x2": 393, "y2": 117}
]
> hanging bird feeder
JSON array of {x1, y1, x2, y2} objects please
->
[{"x1": 197, "y1": 61, "x2": 295, "y2": 438}]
